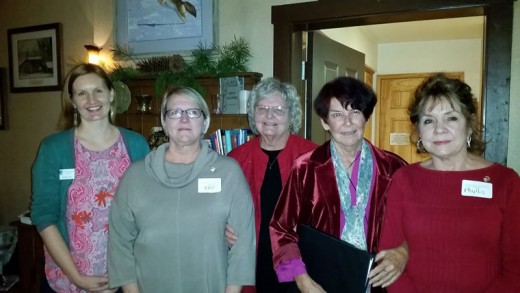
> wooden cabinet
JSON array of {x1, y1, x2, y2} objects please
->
[
  {"x1": 10, "y1": 222, "x2": 44, "y2": 293},
  {"x1": 116, "y1": 72, "x2": 262, "y2": 139}
]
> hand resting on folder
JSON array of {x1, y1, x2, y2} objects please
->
[
  {"x1": 296, "y1": 225, "x2": 408, "y2": 292},
  {"x1": 294, "y1": 242, "x2": 408, "y2": 292},
  {"x1": 368, "y1": 242, "x2": 409, "y2": 287}
]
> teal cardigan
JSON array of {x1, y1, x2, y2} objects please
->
[{"x1": 31, "y1": 128, "x2": 150, "y2": 245}]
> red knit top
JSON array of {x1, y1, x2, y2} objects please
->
[{"x1": 379, "y1": 163, "x2": 520, "y2": 293}]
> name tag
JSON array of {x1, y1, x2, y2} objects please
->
[
  {"x1": 198, "y1": 178, "x2": 221, "y2": 193},
  {"x1": 461, "y1": 180, "x2": 492, "y2": 198},
  {"x1": 59, "y1": 169, "x2": 75, "y2": 180}
]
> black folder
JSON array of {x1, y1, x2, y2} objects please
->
[{"x1": 298, "y1": 224, "x2": 375, "y2": 293}]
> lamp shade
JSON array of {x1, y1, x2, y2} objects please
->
[{"x1": 84, "y1": 45, "x2": 101, "y2": 64}]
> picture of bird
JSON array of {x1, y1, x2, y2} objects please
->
[{"x1": 157, "y1": 0, "x2": 197, "y2": 23}]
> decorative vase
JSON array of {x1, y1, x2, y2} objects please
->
[
  {"x1": 135, "y1": 95, "x2": 152, "y2": 114},
  {"x1": 211, "y1": 94, "x2": 221, "y2": 114}
]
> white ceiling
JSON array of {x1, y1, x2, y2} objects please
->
[{"x1": 359, "y1": 16, "x2": 484, "y2": 43}]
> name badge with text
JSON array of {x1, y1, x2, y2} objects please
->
[
  {"x1": 59, "y1": 169, "x2": 75, "y2": 180},
  {"x1": 198, "y1": 178, "x2": 221, "y2": 193},
  {"x1": 461, "y1": 180, "x2": 492, "y2": 199}
]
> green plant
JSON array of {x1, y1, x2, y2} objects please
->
[
  {"x1": 189, "y1": 42, "x2": 218, "y2": 75},
  {"x1": 109, "y1": 37, "x2": 252, "y2": 96},
  {"x1": 155, "y1": 70, "x2": 206, "y2": 98},
  {"x1": 215, "y1": 36, "x2": 251, "y2": 75},
  {"x1": 111, "y1": 44, "x2": 135, "y2": 63},
  {"x1": 109, "y1": 64, "x2": 140, "y2": 83}
]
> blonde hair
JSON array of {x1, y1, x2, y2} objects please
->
[{"x1": 160, "y1": 87, "x2": 211, "y2": 135}]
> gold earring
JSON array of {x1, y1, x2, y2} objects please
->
[
  {"x1": 416, "y1": 138, "x2": 423, "y2": 152},
  {"x1": 73, "y1": 108, "x2": 78, "y2": 126}
]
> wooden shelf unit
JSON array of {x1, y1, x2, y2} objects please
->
[
  {"x1": 10, "y1": 221, "x2": 44, "y2": 293},
  {"x1": 116, "y1": 72, "x2": 262, "y2": 139}
]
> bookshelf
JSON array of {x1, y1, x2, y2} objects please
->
[{"x1": 116, "y1": 72, "x2": 262, "y2": 140}]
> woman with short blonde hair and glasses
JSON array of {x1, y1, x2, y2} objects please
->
[{"x1": 108, "y1": 87, "x2": 255, "y2": 293}]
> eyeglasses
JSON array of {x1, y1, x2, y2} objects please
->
[
  {"x1": 254, "y1": 105, "x2": 288, "y2": 116},
  {"x1": 165, "y1": 108, "x2": 204, "y2": 119}
]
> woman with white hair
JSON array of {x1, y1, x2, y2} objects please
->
[{"x1": 227, "y1": 77, "x2": 317, "y2": 292}]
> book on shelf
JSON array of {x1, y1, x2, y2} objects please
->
[{"x1": 209, "y1": 128, "x2": 254, "y2": 155}]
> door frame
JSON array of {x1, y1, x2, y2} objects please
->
[
  {"x1": 272, "y1": 0, "x2": 513, "y2": 165},
  {"x1": 307, "y1": 31, "x2": 365, "y2": 143}
]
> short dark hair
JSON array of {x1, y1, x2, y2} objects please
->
[
  {"x1": 409, "y1": 73, "x2": 484, "y2": 154},
  {"x1": 314, "y1": 76, "x2": 377, "y2": 123}
]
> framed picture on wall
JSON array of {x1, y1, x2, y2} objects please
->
[
  {"x1": 0, "y1": 68, "x2": 7, "y2": 130},
  {"x1": 7, "y1": 23, "x2": 62, "y2": 93},
  {"x1": 115, "y1": 0, "x2": 217, "y2": 55}
]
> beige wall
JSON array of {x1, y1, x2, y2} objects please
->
[
  {"x1": 0, "y1": 0, "x2": 518, "y2": 225},
  {"x1": 377, "y1": 39, "x2": 483, "y2": 102},
  {"x1": 219, "y1": 0, "x2": 311, "y2": 76},
  {"x1": 322, "y1": 27, "x2": 379, "y2": 69},
  {"x1": 0, "y1": 0, "x2": 113, "y2": 225},
  {"x1": 321, "y1": 30, "x2": 483, "y2": 103}
]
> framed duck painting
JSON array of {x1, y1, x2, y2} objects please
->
[{"x1": 115, "y1": 0, "x2": 217, "y2": 55}]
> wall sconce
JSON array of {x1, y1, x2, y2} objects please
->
[{"x1": 84, "y1": 45, "x2": 101, "y2": 64}]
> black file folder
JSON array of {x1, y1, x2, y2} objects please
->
[{"x1": 298, "y1": 224, "x2": 375, "y2": 293}]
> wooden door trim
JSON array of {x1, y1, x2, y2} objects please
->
[{"x1": 272, "y1": 0, "x2": 513, "y2": 164}]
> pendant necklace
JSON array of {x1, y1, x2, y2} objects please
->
[
  {"x1": 265, "y1": 149, "x2": 282, "y2": 170},
  {"x1": 268, "y1": 156, "x2": 279, "y2": 169},
  {"x1": 346, "y1": 158, "x2": 357, "y2": 192}
]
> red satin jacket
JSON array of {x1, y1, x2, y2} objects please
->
[{"x1": 270, "y1": 140, "x2": 407, "y2": 285}]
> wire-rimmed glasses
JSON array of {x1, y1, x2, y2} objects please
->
[{"x1": 254, "y1": 105, "x2": 288, "y2": 116}]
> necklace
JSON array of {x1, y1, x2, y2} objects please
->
[
  {"x1": 345, "y1": 158, "x2": 357, "y2": 191},
  {"x1": 346, "y1": 159, "x2": 355, "y2": 172},
  {"x1": 268, "y1": 156, "x2": 279, "y2": 169},
  {"x1": 346, "y1": 171, "x2": 357, "y2": 192},
  {"x1": 264, "y1": 149, "x2": 282, "y2": 170}
]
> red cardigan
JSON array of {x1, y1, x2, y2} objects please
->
[
  {"x1": 228, "y1": 135, "x2": 318, "y2": 239},
  {"x1": 269, "y1": 140, "x2": 407, "y2": 292}
]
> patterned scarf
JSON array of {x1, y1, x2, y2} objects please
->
[{"x1": 331, "y1": 139, "x2": 373, "y2": 250}]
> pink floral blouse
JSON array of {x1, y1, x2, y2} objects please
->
[{"x1": 45, "y1": 136, "x2": 130, "y2": 292}]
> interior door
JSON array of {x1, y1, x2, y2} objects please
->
[
  {"x1": 376, "y1": 72, "x2": 464, "y2": 163},
  {"x1": 307, "y1": 31, "x2": 365, "y2": 145}
]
